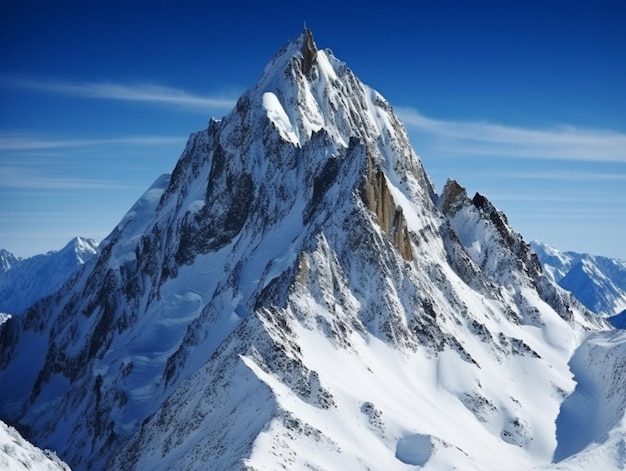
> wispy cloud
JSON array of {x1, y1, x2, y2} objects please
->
[
  {"x1": 397, "y1": 108, "x2": 626, "y2": 163},
  {"x1": 0, "y1": 164, "x2": 138, "y2": 190},
  {"x1": 0, "y1": 132, "x2": 187, "y2": 151},
  {"x1": 0, "y1": 132, "x2": 182, "y2": 191},
  {"x1": 512, "y1": 207, "x2": 626, "y2": 222},
  {"x1": 2, "y1": 76, "x2": 238, "y2": 111},
  {"x1": 461, "y1": 170, "x2": 626, "y2": 182},
  {"x1": 485, "y1": 192, "x2": 625, "y2": 205},
  {"x1": 0, "y1": 176, "x2": 133, "y2": 191}
]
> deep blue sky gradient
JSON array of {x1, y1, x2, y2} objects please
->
[{"x1": 1, "y1": 0, "x2": 625, "y2": 258}]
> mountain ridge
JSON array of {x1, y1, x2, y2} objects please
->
[
  {"x1": 531, "y1": 241, "x2": 626, "y2": 317},
  {"x1": 0, "y1": 236, "x2": 98, "y2": 316}
]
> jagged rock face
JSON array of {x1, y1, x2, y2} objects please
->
[
  {"x1": 0, "y1": 30, "x2": 612, "y2": 471},
  {"x1": 439, "y1": 179, "x2": 541, "y2": 283},
  {"x1": 300, "y1": 28, "x2": 317, "y2": 76},
  {"x1": 361, "y1": 146, "x2": 413, "y2": 261},
  {"x1": 437, "y1": 178, "x2": 595, "y2": 326}
]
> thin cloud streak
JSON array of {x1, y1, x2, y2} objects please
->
[
  {"x1": 517, "y1": 211, "x2": 626, "y2": 221},
  {"x1": 0, "y1": 164, "x2": 141, "y2": 191},
  {"x1": 3, "y1": 76, "x2": 238, "y2": 111},
  {"x1": 0, "y1": 133, "x2": 187, "y2": 151},
  {"x1": 1, "y1": 178, "x2": 135, "y2": 191},
  {"x1": 0, "y1": 174, "x2": 137, "y2": 191},
  {"x1": 398, "y1": 108, "x2": 626, "y2": 163},
  {"x1": 461, "y1": 170, "x2": 626, "y2": 182},
  {"x1": 485, "y1": 192, "x2": 624, "y2": 205}
]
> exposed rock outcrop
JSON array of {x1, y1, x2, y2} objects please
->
[{"x1": 361, "y1": 147, "x2": 413, "y2": 261}]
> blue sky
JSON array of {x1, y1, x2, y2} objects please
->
[{"x1": 1, "y1": 1, "x2": 625, "y2": 260}]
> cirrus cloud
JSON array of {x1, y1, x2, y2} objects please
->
[
  {"x1": 1, "y1": 76, "x2": 238, "y2": 112},
  {"x1": 397, "y1": 108, "x2": 626, "y2": 163},
  {"x1": 0, "y1": 132, "x2": 187, "y2": 151}
]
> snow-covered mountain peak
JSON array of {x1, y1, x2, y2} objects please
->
[
  {"x1": 439, "y1": 179, "x2": 531, "y2": 277},
  {"x1": 266, "y1": 27, "x2": 318, "y2": 78},
  {"x1": 236, "y1": 28, "x2": 430, "y2": 191},
  {"x1": 0, "y1": 30, "x2": 618, "y2": 471},
  {"x1": 437, "y1": 180, "x2": 600, "y2": 330},
  {"x1": 0, "y1": 237, "x2": 98, "y2": 316},
  {"x1": 61, "y1": 236, "x2": 98, "y2": 263},
  {"x1": 0, "y1": 249, "x2": 20, "y2": 273},
  {"x1": 438, "y1": 178, "x2": 468, "y2": 215}
]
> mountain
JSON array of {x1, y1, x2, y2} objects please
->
[
  {"x1": 531, "y1": 241, "x2": 626, "y2": 317},
  {"x1": 0, "y1": 420, "x2": 71, "y2": 471},
  {"x1": 0, "y1": 249, "x2": 20, "y2": 273},
  {"x1": 0, "y1": 237, "x2": 98, "y2": 316},
  {"x1": 0, "y1": 29, "x2": 622, "y2": 470}
]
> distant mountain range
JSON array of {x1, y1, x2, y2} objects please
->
[
  {"x1": 531, "y1": 241, "x2": 626, "y2": 319},
  {"x1": 0, "y1": 237, "x2": 97, "y2": 316}
]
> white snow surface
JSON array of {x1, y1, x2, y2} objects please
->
[
  {"x1": 235, "y1": 267, "x2": 594, "y2": 470},
  {"x1": 546, "y1": 330, "x2": 626, "y2": 470},
  {"x1": 0, "y1": 29, "x2": 623, "y2": 471},
  {"x1": 0, "y1": 420, "x2": 70, "y2": 471}
]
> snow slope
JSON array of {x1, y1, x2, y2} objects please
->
[
  {"x1": 548, "y1": 330, "x2": 626, "y2": 469},
  {"x1": 0, "y1": 29, "x2": 620, "y2": 471},
  {"x1": 0, "y1": 420, "x2": 70, "y2": 471}
]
